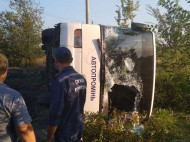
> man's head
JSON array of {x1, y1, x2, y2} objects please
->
[
  {"x1": 0, "y1": 53, "x2": 8, "y2": 82},
  {"x1": 54, "y1": 47, "x2": 73, "y2": 71}
]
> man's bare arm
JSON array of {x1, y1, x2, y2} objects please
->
[
  {"x1": 16, "y1": 123, "x2": 36, "y2": 142},
  {"x1": 46, "y1": 125, "x2": 57, "y2": 142}
]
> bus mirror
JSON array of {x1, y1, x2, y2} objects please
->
[{"x1": 42, "y1": 28, "x2": 55, "y2": 44}]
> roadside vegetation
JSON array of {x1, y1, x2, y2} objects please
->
[
  {"x1": 83, "y1": 109, "x2": 190, "y2": 142},
  {"x1": 149, "y1": 0, "x2": 190, "y2": 112},
  {"x1": 0, "y1": 0, "x2": 44, "y2": 67},
  {"x1": 0, "y1": 0, "x2": 190, "y2": 141}
]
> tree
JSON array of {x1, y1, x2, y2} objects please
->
[
  {"x1": 148, "y1": 0, "x2": 190, "y2": 49},
  {"x1": 148, "y1": 0, "x2": 190, "y2": 72},
  {"x1": 0, "y1": 0, "x2": 43, "y2": 67},
  {"x1": 148, "y1": 0, "x2": 190, "y2": 111},
  {"x1": 115, "y1": 0, "x2": 140, "y2": 28}
]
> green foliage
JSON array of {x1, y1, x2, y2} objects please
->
[
  {"x1": 142, "y1": 109, "x2": 176, "y2": 141},
  {"x1": 155, "y1": 74, "x2": 190, "y2": 111},
  {"x1": 83, "y1": 109, "x2": 177, "y2": 141},
  {"x1": 174, "y1": 113, "x2": 190, "y2": 140},
  {"x1": 0, "y1": 0, "x2": 44, "y2": 67},
  {"x1": 83, "y1": 110, "x2": 140, "y2": 142},
  {"x1": 148, "y1": 0, "x2": 190, "y2": 49},
  {"x1": 115, "y1": 0, "x2": 140, "y2": 28},
  {"x1": 148, "y1": 0, "x2": 190, "y2": 111},
  {"x1": 83, "y1": 112, "x2": 106, "y2": 142},
  {"x1": 155, "y1": 47, "x2": 190, "y2": 111}
]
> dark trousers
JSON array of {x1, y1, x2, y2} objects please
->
[
  {"x1": 54, "y1": 136, "x2": 81, "y2": 142},
  {"x1": 54, "y1": 132, "x2": 82, "y2": 142}
]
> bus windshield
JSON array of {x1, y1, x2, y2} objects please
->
[{"x1": 102, "y1": 26, "x2": 155, "y2": 116}]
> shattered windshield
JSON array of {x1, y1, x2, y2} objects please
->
[{"x1": 102, "y1": 26, "x2": 154, "y2": 115}]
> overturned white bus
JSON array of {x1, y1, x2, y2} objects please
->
[{"x1": 42, "y1": 22, "x2": 156, "y2": 117}]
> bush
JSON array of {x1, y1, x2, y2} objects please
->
[
  {"x1": 83, "y1": 109, "x2": 176, "y2": 142},
  {"x1": 83, "y1": 110, "x2": 140, "y2": 142},
  {"x1": 155, "y1": 70, "x2": 190, "y2": 111},
  {"x1": 142, "y1": 109, "x2": 177, "y2": 142},
  {"x1": 155, "y1": 47, "x2": 190, "y2": 111}
]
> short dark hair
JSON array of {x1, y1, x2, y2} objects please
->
[
  {"x1": 57, "y1": 54, "x2": 73, "y2": 64},
  {"x1": 54, "y1": 47, "x2": 73, "y2": 64},
  {"x1": 0, "y1": 53, "x2": 8, "y2": 75}
]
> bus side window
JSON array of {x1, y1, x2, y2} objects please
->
[{"x1": 74, "y1": 29, "x2": 82, "y2": 48}]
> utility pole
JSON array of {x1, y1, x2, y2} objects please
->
[{"x1": 86, "y1": 0, "x2": 90, "y2": 24}]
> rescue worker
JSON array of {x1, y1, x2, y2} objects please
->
[
  {"x1": 0, "y1": 53, "x2": 36, "y2": 142},
  {"x1": 46, "y1": 47, "x2": 87, "y2": 142}
]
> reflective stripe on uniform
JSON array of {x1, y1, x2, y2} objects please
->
[{"x1": 59, "y1": 73, "x2": 80, "y2": 83}]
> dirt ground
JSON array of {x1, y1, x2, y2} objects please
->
[{"x1": 5, "y1": 68, "x2": 49, "y2": 142}]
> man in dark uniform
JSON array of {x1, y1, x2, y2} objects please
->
[
  {"x1": 46, "y1": 47, "x2": 87, "y2": 142},
  {"x1": 0, "y1": 53, "x2": 36, "y2": 142}
]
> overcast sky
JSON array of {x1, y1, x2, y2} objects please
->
[{"x1": 0, "y1": 0, "x2": 189, "y2": 29}]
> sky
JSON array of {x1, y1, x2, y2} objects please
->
[{"x1": 0, "y1": 0, "x2": 189, "y2": 29}]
